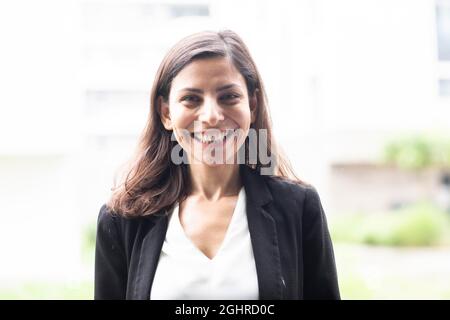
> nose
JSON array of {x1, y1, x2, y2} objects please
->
[{"x1": 198, "y1": 98, "x2": 224, "y2": 126}]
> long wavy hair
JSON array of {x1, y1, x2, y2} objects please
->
[{"x1": 108, "y1": 30, "x2": 302, "y2": 217}]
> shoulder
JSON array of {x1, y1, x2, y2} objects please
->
[
  {"x1": 241, "y1": 165, "x2": 321, "y2": 211},
  {"x1": 97, "y1": 204, "x2": 118, "y2": 233},
  {"x1": 97, "y1": 203, "x2": 162, "y2": 224},
  {"x1": 97, "y1": 204, "x2": 116, "y2": 224},
  {"x1": 96, "y1": 204, "x2": 127, "y2": 247},
  {"x1": 96, "y1": 204, "x2": 161, "y2": 243},
  {"x1": 263, "y1": 175, "x2": 326, "y2": 227},
  {"x1": 264, "y1": 175, "x2": 320, "y2": 206},
  {"x1": 97, "y1": 204, "x2": 131, "y2": 233}
]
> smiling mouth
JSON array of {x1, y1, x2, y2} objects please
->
[{"x1": 190, "y1": 129, "x2": 237, "y2": 144}]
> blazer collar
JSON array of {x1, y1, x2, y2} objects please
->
[
  {"x1": 239, "y1": 165, "x2": 273, "y2": 207},
  {"x1": 133, "y1": 165, "x2": 283, "y2": 300}
]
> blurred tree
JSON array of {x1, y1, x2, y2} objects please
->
[{"x1": 383, "y1": 134, "x2": 450, "y2": 170}]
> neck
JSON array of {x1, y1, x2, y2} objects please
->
[{"x1": 187, "y1": 163, "x2": 242, "y2": 201}]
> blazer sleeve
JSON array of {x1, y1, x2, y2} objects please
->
[
  {"x1": 94, "y1": 204, "x2": 128, "y2": 300},
  {"x1": 301, "y1": 187, "x2": 340, "y2": 300}
]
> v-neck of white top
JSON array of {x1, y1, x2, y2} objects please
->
[
  {"x1": 168, "y1": 186, "x2": 245, "y2": 263},
  {"x1": 150, "y1": 186, "x2": 260, "y2": 300}
]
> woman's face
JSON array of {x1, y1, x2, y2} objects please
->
[{"x1": 159, "y1": 57, "x2": 257, "y2": 166}]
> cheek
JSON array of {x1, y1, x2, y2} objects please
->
[
  {"x1": 233, "y1": 105, "x2": 253, "y2": 128},
  {"x1": 170, "y1": 106, "x2": 195, "y2": 128}
]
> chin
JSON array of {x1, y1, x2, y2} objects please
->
[{"x1": 189, "y1": 153, "x2": 238, "y2": 167}]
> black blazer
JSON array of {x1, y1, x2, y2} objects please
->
[{"x1": 95, "y1": 165, "x2": 340, "y2": 300}]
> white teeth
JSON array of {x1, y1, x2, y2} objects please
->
[
  {"x1": 201, "y1": 132, "x2": 225, "y2": 143},
  {"x1": 193, "y1": 131, "x2": 233, "y2": 144}
]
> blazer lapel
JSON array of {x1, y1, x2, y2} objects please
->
[
  {"x1": 241, "y1": 165, "x2": 284, "y2": 300},
  {"x1": 132, "y1": 213, "x2": 169, "y2": 300}
]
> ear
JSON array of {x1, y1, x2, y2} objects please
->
[
  {"x1": 249, "y1": 90, "x2": 258, "y2": 124},
  {"x1": 157, "y1": 96, "x2": 173, "y2": 130}
]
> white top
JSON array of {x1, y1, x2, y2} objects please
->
[{"x1": 150, "y1": 187, "x2": 259, "y2": 300}]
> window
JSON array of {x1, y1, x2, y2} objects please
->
[
  {"x1": 169, "y1": 4, "x2": 209, "y2": 18},
  {"x1": 436, "y1": 0, "x2": 450, "y2": 61},
  {"x1": 439, "y1": 79, "x2": 450, "y2": 96}
]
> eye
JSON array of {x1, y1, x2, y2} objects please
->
[
  {"x1": 181, "y1": 95, "x2": 201, "y2": 105},
  {"x1": 220, "y1": 93, "x2": 241, "y2": 103}
]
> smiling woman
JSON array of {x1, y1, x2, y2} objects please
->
[{"x1": 94, "y1": 30, "x2": 340, "y2": 300}]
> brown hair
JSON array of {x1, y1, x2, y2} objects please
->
[{"x1": 108, "y1": 30, "x2": 302, "y2": 217}]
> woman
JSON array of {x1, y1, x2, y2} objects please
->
[{"x1": 95, "y1": 30, "x2": 340, "y2": 300}]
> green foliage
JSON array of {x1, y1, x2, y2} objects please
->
[
  {"x1": 0, "y1": 281, "x2": 93, "y2": 300},
  {"x1": 330, "y1": 202, "x2": 450, "y2": 247},
  {"x1": 383, "y1": 134, "x2": 450, "y2": 170}
]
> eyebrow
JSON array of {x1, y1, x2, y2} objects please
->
[{"x1": 179, "y1": 84, "x2": 242, "y2": 94}]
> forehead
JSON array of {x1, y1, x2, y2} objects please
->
[{"x1": 171, "y1": 57, "x2": 246, "y2": 92}]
